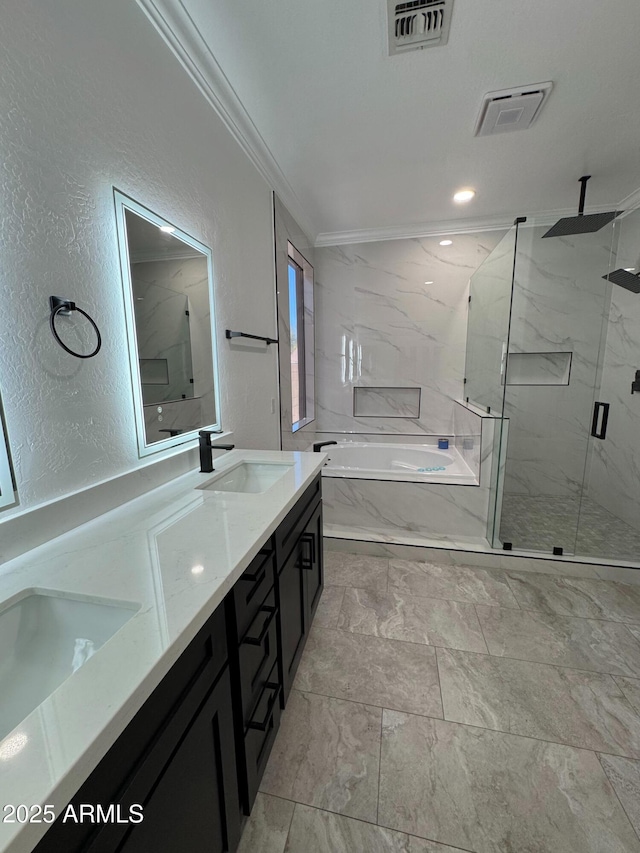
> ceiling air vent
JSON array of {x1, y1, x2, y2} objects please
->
[
  {"x1": 474, "y1": 82, "x2": 553, "y2": 136},
  {"x1": 388, "y1": 0, "x2": 453, "y2": 55}
]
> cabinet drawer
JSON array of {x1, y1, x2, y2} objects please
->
[
  {"x1": 275, "y1": 476, "x2": 321, "y2": 564},
  {"x1": 233, "y1": 547, "x2": 276, "y2": 641},
  {"x1": 243, "y1": 659, "x2": 281, "y2": 810},
  {"x1": 238, "y1": 589, "x2": 278, "y2": 723}
]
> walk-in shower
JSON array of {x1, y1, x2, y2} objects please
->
[{"x1": 466, "y1": 204, "x2": 640, "y2": 564}]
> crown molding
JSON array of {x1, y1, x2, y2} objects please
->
[
  {"x1": 315, "y1": 214, "x2": 514, "y2": 247},
  {"x1": 314, "y1": 204, "x2": 622, "y2": 247},
  {"x1": 135, "y1": 0, "x2": 316, "y2": 242},
  {"x1": 617, "y1": 185, "x2": 640, "y2": 217}
]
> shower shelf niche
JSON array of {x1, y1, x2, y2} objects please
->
[{"x1": 506, "y1": 351, "x2": 572, "y2": 386}]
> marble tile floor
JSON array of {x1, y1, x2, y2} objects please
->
[
  {"x1": 246, "y1": 551, "x2": 640, "y2": 852},
  {"x1": 500, "y1": 493, "x2": 640, "y2": 562}
]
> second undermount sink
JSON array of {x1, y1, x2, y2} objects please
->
[
  {"x1": 198, "y1": 461, "x2": 292, "y2": 494},
  {"x1": 0, "y1": 589, "x2": 139, "y2": 741}
]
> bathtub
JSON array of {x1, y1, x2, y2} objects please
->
[{"x1": 320, "y1": 441, "x2": 477, "y2": 485}]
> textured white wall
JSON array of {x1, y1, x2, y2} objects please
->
[{"x1": 0, "y1": 0, "x2": 279, "y2": 515}]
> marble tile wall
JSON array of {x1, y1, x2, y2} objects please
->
[
  {"x1": 322, "y1": 477, "x2": 489, "y2": 542},
  {"x1": 587, "y1": 209, "x2": 640, "y2": 531},
  {"x1": 313, "y1": 232, "x2": 506, "y2": 437}
]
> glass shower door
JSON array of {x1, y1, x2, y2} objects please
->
[
  {"x1": 496, "y1": 217, "x2": 616, "y2": 555},
  {"x1": 575, "y1": 208, "x2": 640, "y2": 562}
]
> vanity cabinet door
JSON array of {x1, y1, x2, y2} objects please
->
[
  {"x1": 85, "y1": 666, "x2": 240, "y2": 853},
  {"x1": 120, "y1": 666, "x2": 240, "y2": 853},
  {"x1": 277, "y1": 538, "x2": 308, "y2": 705},
  {"x1": 276, "y1": 485, "x2": 324, "y2": 707}
]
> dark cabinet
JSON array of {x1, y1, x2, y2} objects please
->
[{"x1": 276, "y1": 480, "x2": 323, "y2": 705}]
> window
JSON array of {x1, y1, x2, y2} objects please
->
[{"x1": 287, "y1": 242, "x2": 315, "y2": 431}]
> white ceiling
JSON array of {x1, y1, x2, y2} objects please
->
[{"x1": 173, "y1": 0, "x2": 640, "y2": 242}]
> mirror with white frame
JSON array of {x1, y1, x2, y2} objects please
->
[{"x1": 114, "y1": 191, "x2": 221, "y2": 455}]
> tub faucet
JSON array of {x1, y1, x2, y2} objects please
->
[
  {"x1": 199, "y1": 430, "x2": 235, "y2": 473},
  {"x1": 313, "y1": 440, "x2": 338, "y2": 452}
]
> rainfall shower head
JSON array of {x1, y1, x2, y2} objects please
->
[
  {"x1": 602, "y1": 268, "x2": 640, "y2": 294},
  {"x1": 542, "y1": 176, "x2": 620, "y2": 238}
]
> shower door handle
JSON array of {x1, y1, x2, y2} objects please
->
[
  {"x1": 591, "y1": 402, "x2": 610, "y2": 439},
  {"x1": 500, "y1": 342, "x2": 508, "y2": 385}
]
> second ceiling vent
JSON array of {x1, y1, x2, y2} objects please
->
[
  {"x1": 388, "y1": 0, "x2": 454, "y2": 55},
  {"x1": 474, "y1": 83, "x2": 553, "y2": 136}
]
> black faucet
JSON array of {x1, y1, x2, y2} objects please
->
[
  {"x1": 199, "y1": 430, "x2": 235, "y2": 473},
  {"x1": 313, "y1": 440, "x2": 338, "y2": 452}
]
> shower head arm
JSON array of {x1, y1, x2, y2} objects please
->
[{"x1": 578, "y1": 175, "x2": 591, "y2": 216}]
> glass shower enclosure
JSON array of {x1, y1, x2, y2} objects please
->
[{"x1": 466, "y1": 207, "x2": 640, "y2": 564}]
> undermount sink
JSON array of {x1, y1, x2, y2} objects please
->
[
  {"x1": 0, "y1": 589, "x2": 139, "y2": 741},
  {"x1": 198, "y1": 461, "x2": 292, "y2": 494}
]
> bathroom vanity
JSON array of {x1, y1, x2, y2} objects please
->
[{"x1": 0, "y1": 451, "x2": 324, "y2": 853}]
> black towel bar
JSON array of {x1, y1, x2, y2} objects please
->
[{"x1": 225, "y1": 329, "x2": 278, "y2": 345}]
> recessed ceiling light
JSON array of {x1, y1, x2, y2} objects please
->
[
  {"x1": 160, "y1": 225, "x2": 176, "y2": 234},
  {"x1": 453, "y1": 189, "x2": 475, "y2": 203},
  {"x1": 424, "y1": 281, "x2": 434, "y2": 285},
  {"x1": 439, "y1": 240, "x2": 453, "y2": 246}
]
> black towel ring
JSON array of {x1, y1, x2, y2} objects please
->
[{"x1": 49, "y1": 296, "x2": 102, "y2": 359}]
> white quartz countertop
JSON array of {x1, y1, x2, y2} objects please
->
[{"x1": 0, "y1": 450, "x2": 325, "y2": 853}]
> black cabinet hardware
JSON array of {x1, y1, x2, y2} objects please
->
[
  {"x1": 247, "y1": 684, "x2": 281, "y2": 731},
  {"x1": 300, "y1": 533, "x2": 315, "y2": 569},
  {"x1": 242, "y1": 606, "x2": 277, "y2": 646}
]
